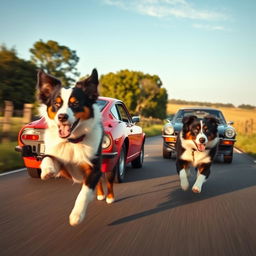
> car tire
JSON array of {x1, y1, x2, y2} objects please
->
[
  {"x1": 224, "y1": 155, "x2": 233, "y2": 164},
  {"x1": 27, "y1": 168, "x2": 41, "y2": 178},
  {"x1": 163, "y1": 144, "x2": 172, "y2": 159},
  {"x1": 131, "y1": 144, "x2": 144, "y2": 168},
  {"x1": 114, "y1": 145, "x2": 126, "y2": 183}
]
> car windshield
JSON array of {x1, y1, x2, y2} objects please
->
[
  {"x1": 174, "y1": 109, "x2": 226, "y2": 124},
  {"x1": 96, "y1": 100, "x2": 108, "y2": 112}
]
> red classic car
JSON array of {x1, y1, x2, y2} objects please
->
[{"x1": 16, "y1": 97, "x2": 146, "y2": 182}]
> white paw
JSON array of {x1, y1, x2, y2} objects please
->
[
  {"x1": 192, "y1": 186, "x2": 201, "y2": 193},
  {"x1": 180, "y1": 178, "x2": 189, "y2": 191},
  {"x1": 69, "y1": 212, "x2": 85, "y2": 226},
  {"x1": 97, "y1": 195, "x2": 106, "y2": 201},
  {"x1": 41, "y1": 167, "x2": 56, "y2": 180},
  {"x1": 106, "y1": 197, "x2": 115, "y2": 204}
]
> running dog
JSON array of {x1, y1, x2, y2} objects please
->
[
  {"x1": 38, "y1": 69, "x2": 103, "y2": 226},
  {"x1": 175, "y1": 115, "x2": 219, "y2": 193}
]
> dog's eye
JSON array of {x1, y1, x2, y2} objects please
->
[{"x1": 54, "y1": 102, "x2": 62, "y2": 108}]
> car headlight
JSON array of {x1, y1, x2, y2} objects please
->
[
  {"x1": 164, "y1": 124, "x2": 174, "y2": 135},
  {"x1": 225, "y1": 127, "x2": 236, "y2": 138},
  {"x1": 102, "y1": 134, "x2": 112, "y2": 149}
]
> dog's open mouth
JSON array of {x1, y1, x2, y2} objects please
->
[
  {"x1": 194, "y1": 142, "x2": 206, "y2": 152},
  {"x1": 58, "y1": 119, "x2": 80, "y2": 138}
]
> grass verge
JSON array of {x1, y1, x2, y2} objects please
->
[
  {"x1": 0, "y1": 142, "x2": 24, "y2": 173},
  {"x1": 236, "y1": 133, "x2": 256, "y2": 159},
  {"x1": 143, "y1": 124, "x2": 162, "y2": 137}
]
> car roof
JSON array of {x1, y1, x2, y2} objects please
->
[
  {"x1": 177, "y1": 107, "x2": 221, "y2": 111},
  {"x1": 98, "y1": 96, "x2": 122, "y2": 103}
]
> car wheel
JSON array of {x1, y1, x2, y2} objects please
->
[
  {"x1": 224, "y1": 155, "x2": 233, "y2": 164},
  {"x1": 27, "y1": 168, "x2": 41, "y2": 178},
  {"x1": 131, "y1": 144, "x2": 144, "y2": 168},
  {"x1": 163, "y1": 144, "x2": 172, "y2": 159},
  {"x1": 114, "y1": 145, "x2": 127, "y2": 183}
]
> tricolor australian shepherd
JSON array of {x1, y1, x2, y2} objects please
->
[
  {"x1": 38, "y1": 69, "x2": 105, "y2": 226},
  {"x1": 175, "y1": 115, "x2": 219, "y2": 193}
]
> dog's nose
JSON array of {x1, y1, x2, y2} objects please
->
[
  {"x1": 199, "y1": 137, "x2": 206, "y2": 144},
  {"x1": 58, "y1": 113, "x2": 69, "y2": 122}
]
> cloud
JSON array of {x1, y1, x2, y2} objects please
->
[
  {"x1": 192, "y1": 23, "x2": 226, "y2": 31},
  {"x1": 103, "y1": 0, "x2": 228, "y2": 21}
]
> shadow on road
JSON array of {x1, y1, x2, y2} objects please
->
[{"x1": 109, "y1": 152, "x2": 256, "y2": 226}]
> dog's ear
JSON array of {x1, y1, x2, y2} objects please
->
[
  {"x1": 75, "y1": 69, "x2": 99, "y2": 101},
  {"x1": 204, "y1": 115, "x2": 220, "y2": 126},
  {"x1": 182, "y1": 115, "x2": 197, "y2": 133},
  {"x1": 182, "y1": 115, "x2": 197, "y2": 126},
  {"x1": 37, "y1": 70, "x2": 62, "y2": 105}
]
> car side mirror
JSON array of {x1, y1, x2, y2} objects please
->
[
  {"x1": 132, "y1": 116, "x2": 140, "y2": 123},
  {"x1": 227, "y1": 121, "x2": 234, "y2": 125}
]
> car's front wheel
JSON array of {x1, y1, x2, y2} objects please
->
[
  {"x1": 131, "y1": 144, "x2": 144, "y2": 168},
  {"x1": 27, "y1": 168, "x2": 41, "y2": 178},
  {"x1": 163, "y1": 143, "x2": 172, "y2": 159},
  {"x1": 224, "y1": 154, "x2": 233, "y2": 163},
  {"x1": 114, "y1": 145, "x2": 127, "y2": 183}
]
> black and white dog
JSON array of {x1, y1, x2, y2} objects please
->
[
  {"x1": 175, "y1": 115, "x2": 219, "y2": 193},
  {"x1": 38, "y1": 69, "x2": 103, "y2": 226}
]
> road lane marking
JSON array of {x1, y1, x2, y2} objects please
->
[{"x1": 0, "y1": 168, "x2": 26, "y2": 177}]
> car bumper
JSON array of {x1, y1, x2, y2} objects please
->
[
  {"x1": 162, "y1": 136, "x2": 236, "y2": 155},
  {"x1": 15, "y1": 145, "x2": 118, "y2": 172}
]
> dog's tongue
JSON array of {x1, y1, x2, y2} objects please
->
[
  {"x1": 197, "y1": 143, "x2": 206, "y2": 152},
  {"x1": 58, "y1": 123, "x2": 71, "y2": 138}
]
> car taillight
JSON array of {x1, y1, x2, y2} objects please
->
[{"x1": 21, "y1": 134, "x2": 39, "y2": 141}]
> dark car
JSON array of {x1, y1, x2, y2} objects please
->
[
  {"x1": 162, "y1": 107, "x2": 236, "y2": 163},
  {"x1": 16, "y1": 97, "x2": 145, "y2": 182}
]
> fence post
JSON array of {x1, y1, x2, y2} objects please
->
[
  {"x1": 23, "y1": 103, "x2": 33, "y2": 124},
  {"x1": 2, "y1": 100, "x2": 14, "y2": 134}
]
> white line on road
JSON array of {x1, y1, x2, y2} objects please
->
[{"x1": 0, "y1": 168, "x2": 26, "y2": 177}]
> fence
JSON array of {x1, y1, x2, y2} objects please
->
[
  {"x1": 0, "y1": 101, "x2": 34, "y2": 142},
  {"x1": 233, "y1": 119, "x2": 255, "y2": 135}
]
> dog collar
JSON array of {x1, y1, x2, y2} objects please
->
[{"x1": 68, "y1": 134, "x2": 86, "y2": 144}]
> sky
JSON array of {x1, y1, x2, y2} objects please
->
[{"x1": 1, "y1": 0, "x2": 256, "y2": 106}]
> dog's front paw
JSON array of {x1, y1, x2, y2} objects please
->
[
  {"x1": 192, "y1": 186, "x2": 201, "y2": 193},
  {"x1": 41, "y1": 167, "x2": 56, "y2": 180},
  {"x1": 69, "y1": 211, "x2": 85, "y2": 226},
  {"x1": 180, "y1": 178, "x2": 189, "y2": 191}
]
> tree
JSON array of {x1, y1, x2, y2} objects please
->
[
  {"x1": 30, "y1": 40, "x2": 80, "y2": 86},
  {"x1": 0, "y1": 45, "x2": 37, "y2": 109},
  {"x1": 100, "y1": 70, "x2": 168, "y2": 119}
]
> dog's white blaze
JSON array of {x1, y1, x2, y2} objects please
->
[
  {"x1": 195, "y1": 120, "x2": 208, "y2": 145},
  {"x1": 192, "y1": 174, "x2": 206, "y2": 193},
  {"x1": 55, "y1": 88, "x2": 75, "y2": 124},
  {"x1": 69, "y1": 185, "x2": 94, "y2": 226},
  {"x1": 179, "y1": 168, "x2": 189, "y2": 191}
]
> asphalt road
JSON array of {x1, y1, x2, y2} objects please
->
[{"x1": 1, "y1": 136, "x2": 256, "y2": 256}]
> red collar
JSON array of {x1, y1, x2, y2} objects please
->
[{"x1": 68, "y1": 134, "x2": 86, "y2": 144}]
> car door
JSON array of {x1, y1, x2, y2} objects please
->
[{"x1": 115, "y1": 103, "x2": 139, "y2": 160}]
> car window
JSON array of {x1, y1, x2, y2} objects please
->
[
  {"x1": 111, "y1": 105, "x2": 121, "y2": 120},
  {"x1": 96, "y1": 100, "x2": 108, "y2": 112},
  {"x1": 116, "y1": 104, "x2": 131, "y2": 123},
  {"x1": 174, "y1": 109, "x2": 226, "y2": 124}
]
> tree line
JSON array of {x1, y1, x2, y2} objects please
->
[
  {"x1": 0, "y1": 41, "x2": 168, "y2": 119},
  {"x1": 169, "y1": 99, "x2": 255, "y2": 109}
]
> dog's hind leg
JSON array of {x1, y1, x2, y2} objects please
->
[
  {"x1": 96, "y1": 179, "x2": 105, "y2": 201},
  {"x1": 40, "y1": 156, "x2": 60, "y2": 180},
  {"x1": 105, "y1": 170, "x2": 116, "y2": 204}
]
